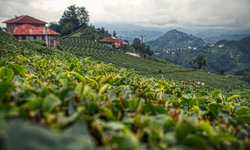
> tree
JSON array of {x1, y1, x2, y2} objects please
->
[
  {"x1": 105, "y1": 30, "x2": 109, "y2": 35},
  {"x1": 194, "y1": 52, "x2": 206, "y2": 69},
  {"x1": 165, "y1": 57, "x2": 170, "y2": 62},
  {"x1": 132, "y1": 38, "x2": 141, "y2": 50},
  {"x1": 48, "y1": 22, "x2": 61, "y2": 33},
  {"x1": 59, "y1": 5, "x2": 79, "y2": 35},
  {"x1": 113, "y1": 31, "x2": 116, "y2": 37},
  {"x1": 58, "y1": 5, "x2": 90, "y2": 35},
  {"x1": 101, "y1": 27, "x2": 105, "y2": 34},
  {"x1": 220, "y1": 68, "x2": 226, "y2": 75},
  {"x1": 61, "y1": 22, "x2": 76, "y2": 35},
  {"x1": 77, "y1": 6, "x2": 89, "y2": 28}
]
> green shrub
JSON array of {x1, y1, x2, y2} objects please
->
[{"x1": 21, "y1": 40, "x2": 47, "y2": 46}]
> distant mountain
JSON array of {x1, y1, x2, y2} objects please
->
[
  {"x1": 116, "y1": 30, "x2": 164, "y2": 44},
  {"x1": 147, "y1": 29, "x2": 205, "y2": 50},
  {"x1": 153, "y1": 35, "x2": 250, "y2": 75},
  {"x1": 201, "y1": 34, "x2": 250, "y2": 43}
]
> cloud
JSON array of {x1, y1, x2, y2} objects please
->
[
  {"x1": 0, "y1": 0, "x2": 250, "y2": 29},
  {"x1": 0, "y1": 0, "x2": 62, "y2": 26},
  {"x1": 92, "y1": 0, "x2": 250, "y2": 29}
]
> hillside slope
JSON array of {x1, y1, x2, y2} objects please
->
[
  {"x1": 1, "y1": 30, "x2": 250, "y2": 150},
  {"x1": 60, "y1": 26, "x2": 112, "y2": 41},
  {"x1": 147, "y1": 29, "x2": 205, "y2": 50},
  {"x1": 60, "y1": 37, "x2": 244, "y2": 89},
  {"x1": 155, "y1": 36, "x2": 250, "y2": 75}
]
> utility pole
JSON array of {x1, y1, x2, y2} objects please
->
[
  {"x1": 140, "y1": 35, "x2": 145, "y2": 59},
  {"x1": 45, "y1": 27, "x2": 48, "y2": 47}
]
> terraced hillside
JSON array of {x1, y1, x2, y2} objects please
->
[
  {"x1": 2, "y1": 30, "x2": 250, "y2": 150},
  {"x1": 60, "y1": 37, "x2": 244, "y2": 89}
]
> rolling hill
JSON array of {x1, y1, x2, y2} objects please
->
[
  {"x1": 153, "y1": 36, "x2": 250, "y2": 76},
  {"x1": 59, "y1": 37, "x2": 245, "y2": 89},
  {"x1": 146, "y1": 29, "x2": 205, "y2": 50}
]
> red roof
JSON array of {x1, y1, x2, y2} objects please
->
[
  {"x1": 100, "y1": 36, "x2": 128, "y2": 44},
  {"x1": 100, "y1": 36, "x2": 122, "y2": 42},
  {"x1": 121, "y1": 41, "x2": 128, "y2": 45},
  {"x1": 2, "y1": 15, "x2": 47, "y2": 24},
  {"x1": 14, "y1": 24, "x2": 59, "y2": 35}
]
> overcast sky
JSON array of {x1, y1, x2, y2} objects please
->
[{"x1": 0, "y1": 0, "x2": 250, "y2": 29}]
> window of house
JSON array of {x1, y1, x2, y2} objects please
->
[
  {"x1": 36, "y1": 36, "x2": 42, "y2": 40},
  {"x1": 50, "y1": 40, "x2": 54, "y2": 46},
  {"x1": 22, "y1": 36, "x2": 26, "y2": 40},
  {"x1": 34, "y1": 36, "x2": 36, "y2": 40},
  {"x1": 34, "y1": 24, "x2": 40, "y2": 27}
]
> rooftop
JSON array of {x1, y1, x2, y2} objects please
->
[
  {"x1": 2, "y1": 15, "x2": 48, "y2": 24},
  {"x1": 14, "y1": 24, "x2": 59, "y2": 35}
]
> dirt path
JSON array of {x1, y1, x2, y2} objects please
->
[{"x1": 126, "y1": 52, "x2": 140, "y2": 57}]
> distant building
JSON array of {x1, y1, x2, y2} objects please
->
[
  {"x1": 188, "y1": 46, "x2": 192, "y2": 49},
  {"x1": 218, "y1": 45, "x2": 224, "y2": 48},
  {"x1": 210, "y1": 44, "x2": 214, "y2": 47},
  {"x1": 100, "y1": 36, "x2": 128, "y2": 50},
  {"x1": 2, "y1": 15, "x2": 59, "y2": 48},
  {"x1": 193, "y1": 47, "x2": 197, "y2": 50}
]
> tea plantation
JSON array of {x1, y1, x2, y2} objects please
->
[
  {"x1": 60, "y1": 37, "x2": 244, "y2": 89},
  {"x1": 1, "y1": 31, "x2": 250, "y2": 150}
]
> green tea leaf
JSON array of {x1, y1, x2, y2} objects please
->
[
  {"x1": 25, "y1": 65, "x2": 37, "y2": 74},
  {"x1": 227, "y1": 95, "x2": 240, "y2": 102},
  {"x1": 22, "y1": 98, "x2": 43, "y2": 110},
  {"x1": 211, "y1": 90, "x2": 221, "y2": 99},
  {"x1": 0, "y1": 83, "x2": 14, "y2": 102},
  {"x1": 198, "y1": 121, "x2": 214, "y2": 136},
  {"x1": 71, "y1": 71, "x2": 86, "y2": 84},
  {"x1": 235, "y1": 107, "x2": 250, "y2": 115},
  {"x1": 0, "y1": 67, "x2": 14, "y2": 82},
  {"x1": 99, "y1": 75, "x2": 113, "y2": 85},
  {"x1": 42, "y1": 94, "x2": 61, "y2": 113},
  {"x1": 212, "y1": 133, "x2": 236, "y2": 144},
  {"x1": 9, "y1": 63, "x2": 26, "y2": 77},
  {"x1": 175, "y1": 119, "x2": 196, "y2": 144}
]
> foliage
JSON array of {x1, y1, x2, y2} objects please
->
[
  {"x1": 188, "y1": 52, "x2": 206, "y2": 70},
  {"x1": 113, "y1": 30, "x2": 116, "y2": 37},
  {"x1": 58, "y1": 37, "x2": 244, "y2": 90},
  {"x1": 153, "y1": 36, "x2": 250, "y2": 76},
  {"x1": 48, "y1": 22, "x2": 61, "y2": 33},
  {"x1": 58, "y1": 4, "x2": 90, "y2": 35},
  {"x1": 21, "y1": 40, "x2": 47, "y2": 46},
  {"x1": 220, "y1": 68, "x2": 226, "y2": 75},
  {"x1": 77, "y1": 6, "x2": 90, "y2": 27},
  {"x1": 1, "y1": 30, "x2": 250, "y2": 150},
  {"x1": 132, "y1": 38, "x2": 141, "y2": 49}
]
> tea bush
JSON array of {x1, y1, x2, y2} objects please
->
[{"x1": 1, "y1": 31, "x2": 250, "y2": 150}]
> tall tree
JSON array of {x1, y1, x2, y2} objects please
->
[
  {"x1": 101, "y1": 27, "x2": 105, "y2": 34},
  {"x1": 77, "y1": 6, "x2": 89, "y2": 28},
  {"x1": 220, "y1": 68, "x2": 226, "y2": 75},
  {"x1": 113, "y1": 31, "x2": 116, "y2": 37},
  {"x1": 48, "y1": 22, "x2": 60, "y2": 33},
  {"x1": 59, "y1": 4, "x2": 79, "y2": 35},
  {"x1": 132, "y1": 38, "x2": 141, "y2": 50},
  {"x1": 194, "y1": 52, "x2": 206, "y2": 69}
]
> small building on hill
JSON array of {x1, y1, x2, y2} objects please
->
[
  {"x1": 100, "y1": 36, "x2": 128, "y2": 50},
  {"x1": 2, "y1": 15, "x2": 59, "y2": 49}
]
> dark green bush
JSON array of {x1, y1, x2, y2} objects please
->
[{"x1": 21, "y1": 40, "x2": 47, "y2": 46}]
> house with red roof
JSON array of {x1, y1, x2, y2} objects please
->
[
  {"x1": 2, "y1": 15, "x2": 60, "y2": 49},
  {"x1": 100, "y1": 36, "x2": 128, "y2": 50}
]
